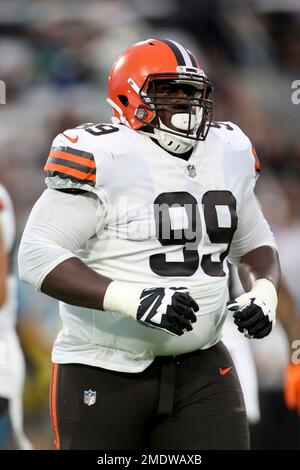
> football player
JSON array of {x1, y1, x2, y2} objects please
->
[
  {"x1": 279, "y1": 279, "x2": 300, "y2": 415},
  {"x1": 0, "y1": 184, "x2": 32, "y2": 450},
  {"x1": 18, "y1": 39, "x2": 280, "y2": 450}
]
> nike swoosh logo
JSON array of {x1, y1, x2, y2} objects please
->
[
  {"x1": 219, "y1": 366, "x2": 232, "y2": 376},
  {"x1": 63, "y1": 133, "x2": 79, "y2": 144}
]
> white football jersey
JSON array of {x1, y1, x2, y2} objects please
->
[
  {"x1": 0, "y1": 184, "x2": 17, "y2": 329},
  {"x1": 42, "y1": 121, "x2": 275, "y2": 372},
  {"x1": 0, "y1": 185, "x2": 33, "y2": 449}
]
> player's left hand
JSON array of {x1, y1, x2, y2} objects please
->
[
  {"x1": 227, "y1": 278, "x2": 277, "y2": 339},
  {"x1": 284, "y1": 363, "x2": 300, "y2": 414}
]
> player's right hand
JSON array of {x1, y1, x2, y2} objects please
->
[
  {"x1": 103, "y1": 281, "x2": 199, "y2": 335},
  {"x1": 136, "y1": 287, "x2": 199, "y2": 336}
]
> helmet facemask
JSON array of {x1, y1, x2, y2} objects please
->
[{"x1": 135, "y1": 72, "x2": 213, "y2": 153}]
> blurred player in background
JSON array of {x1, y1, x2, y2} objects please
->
[
  {"x1": 280, "y1": 280, "x2": 300, "y2": 416},
  {"x1": 0, "y1": 184, "x2": 32, "y2": 450},
  {"x1": 250, "y1": 276, "x2": 300, "y2": 449},
  {"x1": 224, "y1": 264, "x2": 300, "y2": 448},
  {"x1": 223, "y1": 264, "x2": 261, "y2": 424}
]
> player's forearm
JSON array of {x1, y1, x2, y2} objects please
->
[
  {"x1": 238, "y1": 245, "x2": 280, "y2": 292},
  {"x1": 41, "y1": 257, "x2": 199, "y2": 336},
  {"x1": 41, "y1": 257, "x2": 112, "y2": 310},
  {"x1": 228, "y1": 246, "x2": 280, "y2": 339}
]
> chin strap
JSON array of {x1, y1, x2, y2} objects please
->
[
  {"x1": 153, "y1": 120, "x2": 195, "y2": 154},
  {"x1": 107, "y1": 98, "x2": 130, "y2": 126},
  {"x1": 138, "y1": 127, "x2": 195, "y2": 154}
]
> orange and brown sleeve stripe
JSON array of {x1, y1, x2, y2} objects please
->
[
  {"x1": 252, "y1": 146, "x2": 261, "y2": 173},
  {"x1": 44, "y1": 146, "x2": 96, "y2": 186},
  {"x1": 49, "y1": 363, "x2": 61, "y2": 450}
]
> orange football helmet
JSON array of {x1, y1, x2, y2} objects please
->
[{"x1": 107, "y1": 38, "x2": 213, "y2": 142}]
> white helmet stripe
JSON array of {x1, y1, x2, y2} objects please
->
[{"x1": 168, "y1": 39, "x2": 195, "y2": 67}]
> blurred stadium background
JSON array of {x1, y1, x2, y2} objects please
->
[{"x1": 0, "y1": 0, "x2": 299, "y2": 449}]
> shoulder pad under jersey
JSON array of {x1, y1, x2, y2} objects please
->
[{"x1": 209, "y1": 121, "x2": 261, "y2": 178}]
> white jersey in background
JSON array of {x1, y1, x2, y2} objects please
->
[
  {"x1": 0, "y1": 184, "x2": 17, "y2": 330},
  {"x1": 0, "y1": 184, "x2": 32, "y2": 450},
  {"x1": 19, "y1": 121, "x2": 276, "y2": 373},
  {"x1": 222, "y1": 264, "x2": 260, "y2": 423}
]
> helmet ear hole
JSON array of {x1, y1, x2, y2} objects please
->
[{"x1": 118, "y1": 95, "x2": 129, "y2": 107}]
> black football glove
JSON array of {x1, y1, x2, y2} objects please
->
[
  {"x1": 227, "y1": 279, "x2": 277, "y2": 339},
  {"x1": 227, "y1": 298, "x2": 273, "y2": 339},
  {"x1": 137, "y1": 287, "x2": 199, "y2": 336}
]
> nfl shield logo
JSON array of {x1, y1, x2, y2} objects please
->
[
  {"x1": 186, "y1": 164, "x2": 196, "y2": 178},
  {"x1": 84, "y1": 389, "x2": 96, "y2": 406}
]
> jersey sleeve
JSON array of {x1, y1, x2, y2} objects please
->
[
  {"x1": 228, "y1": 186, "x2": 277, "y2": 266},
  {"x1": 44, "y1": 127, "x2": 108, "y2": 203},
  {"x1": 18, "y1": 188, "x2": 105, "y2": 291},
  {"x1": 252, "y1": 145, "x2": 261, "y2": 178},
  {"x1": 217, "y1": 123, "x2": 275, "y2": 264},
  {"x1": 242, "y1": 141, "x2": 261, "y2": 202}
]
